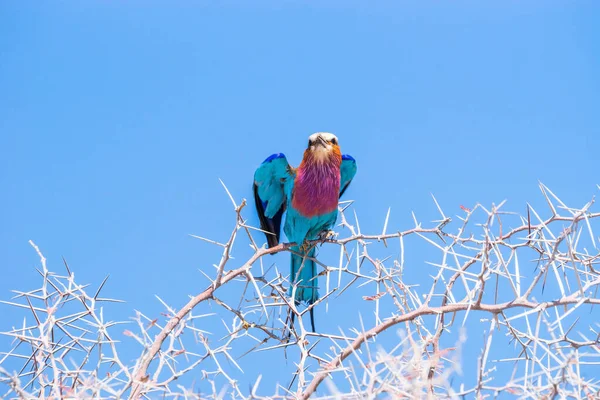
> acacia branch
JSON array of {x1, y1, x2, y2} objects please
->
[{"x1": 300, "y1": 293, "x2": 600, "y2": 399}]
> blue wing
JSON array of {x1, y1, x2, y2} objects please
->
[
  {"x1": 253, "y1": 153, "x2": 292, "y2": 248},
  {"x1": 339, "y1": 154, "x2": 357, "y2": 198}
]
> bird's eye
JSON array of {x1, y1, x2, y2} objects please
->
[{"x1": 331, "y1": 138, "x2": 337, "y2": 145}]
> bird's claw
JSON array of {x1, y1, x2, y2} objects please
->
[
  {"x1": 300, "y1": 241, "x2": 312, "y2": 253},
  {"x1": 318, "y1": 230, "x2": 337, "y2": 243}
]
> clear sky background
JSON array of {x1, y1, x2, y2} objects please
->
[{"x1": 1, "y1": 1, "x2": 600, "y2": 396}]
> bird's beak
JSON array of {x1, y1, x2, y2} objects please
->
[{"x1": 315, "y1": 136, "x2": 328, "y2": 148}]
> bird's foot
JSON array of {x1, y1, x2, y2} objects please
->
[
  {"x1": 299, "y1": 241, "x2": 312, "y2": 253},
  {"x1": 317, "y1": 230, "x2": 337, "y2": 244}
]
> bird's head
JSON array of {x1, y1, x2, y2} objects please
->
[{"x1": 304, "y1": 132, "x2": 342, "y2": 164}]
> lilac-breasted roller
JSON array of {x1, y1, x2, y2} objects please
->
[{"x1": 253, "y1": 132, "x2": 357, "y2": 331}]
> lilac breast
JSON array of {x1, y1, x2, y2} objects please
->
[{"x1": 292, "y1": 161, "x2": 341, "y2": 217}]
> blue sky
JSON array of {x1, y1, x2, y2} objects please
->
[{"x1": 1, "y1": 1, "x2": 599, "y2": 396}]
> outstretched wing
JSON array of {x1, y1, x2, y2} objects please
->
[
  {"x1": 339, "y1": 154, "x2": 357, "y2": 198},
  {"x1": 253, "y1": 153, "x2": 291, "y2": 248}
]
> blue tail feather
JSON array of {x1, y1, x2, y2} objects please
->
[{"x1": 289, "y1": 245, "x2": 319, "y2": 304}]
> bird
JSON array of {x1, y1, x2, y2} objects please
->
[{"x1": 253, "y1": 132, "x2": 357, "y2": 332}]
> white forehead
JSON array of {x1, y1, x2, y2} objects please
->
[{"x1": 308, "y1": 132, "x2": 338, "y2": 143}]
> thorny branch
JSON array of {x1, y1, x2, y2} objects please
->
[{"x1": 2, "y1": 183, "x2": 600, "y2": 399}]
